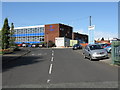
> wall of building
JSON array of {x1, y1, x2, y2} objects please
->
[
  {"x1": 72, "y1": 32, "x2": 88, "y2": 43},
  {"x1": 45, "y1": 24, "x2": 59, "y2": 43},
  {"x1": 45, "y1": 23, "x2": 73, "y2": 43},
  {"x1": 14, "y1": 25, "x2": 45, "y2": 44},
  {"x1": 59, "y1": 24, "x2": 73, "y2": 39},
  {"x1": 13, "y1": 23, "x2": 87, "y2": 45}
]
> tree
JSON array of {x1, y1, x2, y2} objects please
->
[
  {"x1": 101, "y1": 37, "x2": 104, "y2": 41},
  {"x1": 9, "y1": 23, "x2": 15, "y2": 46},
  {"x1": 2, "y1": 18, "x2": 10, "y2": 49}
]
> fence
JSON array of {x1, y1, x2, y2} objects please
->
[{"x1": 111, "y1": 41, "x2": 120, "y2": 65}]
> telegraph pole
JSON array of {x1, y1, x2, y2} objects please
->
[
  {"x1": 46, "y1": 33, "x2": 48, "y2": 48},
  {"x1": 88, "y1": 16, "x2": 95, "y2": 44},
  {"x1": 90, "y1": 16, "x2": 92, "y2": 26}
]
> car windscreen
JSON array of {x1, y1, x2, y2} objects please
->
[
  {"x1": 89, "y1": 45, "x2": 103, "y2": 50},
  {"x1": 74, "y1": 44, "x2": 78, "y2": 46}
]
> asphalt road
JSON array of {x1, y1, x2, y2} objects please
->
[{"x1": 2, "y1": 48, "x2": 118, "y2": 88}]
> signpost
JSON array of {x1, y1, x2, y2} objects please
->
[
  {"x1": 88, "y1": 16, "x2": 95, "y2": 44},
  {"x1": 88, "y1": 25, "x2": 95, "y2": 44}
]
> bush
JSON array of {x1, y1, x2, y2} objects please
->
[
  {"x1": 1, "y1": 48, "x2": 14, "y2": 54},
  {"x1": 10, "y1": 44, "x2": 20, "y2": 51},
  {"x1": 48, "y1": 41, "x2": 55, "y2": 47}
]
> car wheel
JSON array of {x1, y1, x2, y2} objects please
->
[
  {"x1": 109, "y1": 49, "x2": 111, "y2": 53},
  {"x1": 84, "y1": 55, "x2": 86, "y2": 59},
  {"x1": 89, "y1": 55, "x2": 93, "y2": 61}
]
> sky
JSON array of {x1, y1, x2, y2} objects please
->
[{"x1": 2, "y1": 2, "x2": 118, "y2": 40}]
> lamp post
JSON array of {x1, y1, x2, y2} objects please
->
[{"x1": 46, "y1": 33, "x2": 48, "y2": 48}]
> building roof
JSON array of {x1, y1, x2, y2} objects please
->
[{"x1": 14, "y1": 25, "x2": 45, "y2": 29}]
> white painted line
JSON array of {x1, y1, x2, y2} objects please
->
[
  {"x1": 52, "y1": 50, "x2": 54, "y2": 53},
  {"x1": 47, "y1": 79, "x2": 50, "y2": 83},
  {"x1": 49, "y1": 64, "x2": 53, "y2": 74},
  {"x1": 52, "y1": 53, "x2": 54, "y2": 56},
  {"x1": 51, "y1": 57, "x2": 54, "y2": 61},
  {"x1": 32, "y1": 54, "x2": 35, "y2": 55}
]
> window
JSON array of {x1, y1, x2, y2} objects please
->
[
  {"x1": 89, "y1": 45, "x2": 103, "y2": 50},
  {"x1": 40, "y1": 27, "x2": 44, "y2": 33}
]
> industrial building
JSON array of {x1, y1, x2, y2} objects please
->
[
  {"x1": 45, "y1": 23, "x2": 73, "y2": 43},
  {"x1": 14, "y1": 25, "x2": 45, "y2": 44},
  {"x1": 14, "y1": 23, "x2": 88, "y2": 46},
  {"x1": 72, "y1": 32, "x2": 88, "y2": 43}
]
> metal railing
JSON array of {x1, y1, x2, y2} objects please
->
[{"x1": 111, "y1": 41, "x2": 120, "y2": 65}]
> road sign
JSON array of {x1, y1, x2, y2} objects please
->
[{"x1": 88, "y1": 25, "x2": 95, "y2": 30}]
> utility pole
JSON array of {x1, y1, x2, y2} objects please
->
[
  {"x1": 90, "y1": 16, "x2": 92, "y2": 26},
  {"x1": 88, "y1": 16, "x2": 95, "y2": 44}
]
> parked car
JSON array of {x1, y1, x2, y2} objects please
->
[
  {"x1": 83, "y1": 44, "x2": 108, "y2": 60},
  {"x1": 104, "y1": 45, "x2": 111, "y2": 53},
  {"x1": 73, "y1": 44, "x2": 82, "y2": 50},
  {"x1": 99, "y1": 43, "x2": 111, "y2": 48},
  {"x1": 17, "y1": 44, "x2": 22, "y2": 47},
  {"x1": 22, "y1": 43, "x2": 27, "y2": 47},
  {"x1": 32, "y1": 44, "x2": 36, "y2": 47}
]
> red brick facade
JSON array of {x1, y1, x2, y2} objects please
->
[{"x1": 45, "y1": 23, "x2": 73, "y2": 43}]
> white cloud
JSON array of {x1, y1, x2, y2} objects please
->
[
  {"x1": 94, "y1": 31, "x2": 118, "y2": 40},
  {"x1": 74, "y1": 29, "x2": 88, "y2": 35},
  {"x1": 74, "y1": 29, "x2": 118, "y2": 40}
]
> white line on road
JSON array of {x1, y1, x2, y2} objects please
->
[
  {"x1": 52, "y1": 50, "x2": 54, "y2": 53},
  {"x1": 32, "y1": 54, "x2": 35, "y2": 55},
  {"x1": 49, "y1": 64, "x2": 53, "y2": 74},
  {"x1": 51, "y1": 57, "x2": 54, "y2": 62},
  {"x1": 52, "y1": 50, "x2": 54, "y2": 56},
  {"x1": 47, "y1": 79, "x2": 50, "y2": 83},
  {"x1": 52, "y1": 53, "x2": 54, "y2": 56}
]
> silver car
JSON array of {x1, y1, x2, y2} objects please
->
[{"x1": 83, "y1": 44, "x2": 108, "y2": 60}]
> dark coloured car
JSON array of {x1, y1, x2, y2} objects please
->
[{"x1": 73, "y1": 44, "x2": 82, "y2": 50}]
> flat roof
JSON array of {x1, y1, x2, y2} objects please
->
[
  {"x1": 14, "y1": 25, "x2": 45, "y2": 29},
  {"x1": 45, "y1": 23, "x2": 73, "y2": 27}
]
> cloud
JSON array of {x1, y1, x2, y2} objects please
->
[
  {"x1": 74, "y1": 29, "x2": 118, "y2": 40},
  {"x1": 94, "y1": 31, "x2": 118, "y2": 40},
  {"x1": 74, "y1": 29, "x2": 88, "y2": 35}
]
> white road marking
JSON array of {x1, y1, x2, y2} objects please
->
[
  {"x1": 52, "y1": 50, "x2": 54, "y2": 56},
  {"x1": 52, "y1": 50, "x2": 54, "y2": 53},
  {"x1": 49, "y1": 64, "x2": 53, "y2": 74},
  {"x1": 51, "y1": 57, "x2": 54, "y2": 61},
  {"x1": 32, "y1": 54, "x2": 35, "y2": 55},
  {"x1": 52, "y1": 53, "x2": 54, "y2": 56},
  {"x1": 47, "y1": 79, "x2": 50, "y2": 83}
]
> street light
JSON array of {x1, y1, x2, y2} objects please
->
[{"x1": 46, "y1": 33, "x2": 48, "y2": 48}]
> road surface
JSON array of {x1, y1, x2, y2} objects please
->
[{"x1": 2, "y1": 48, "x2": 118, "y2": 88}]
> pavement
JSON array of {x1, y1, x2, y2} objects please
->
[
  {"x1": 2, "y1": 48, "x2": 118, "y2": 88},
  {"x1": 2, "y1": 47, "x2": 31, "y2": 64}
]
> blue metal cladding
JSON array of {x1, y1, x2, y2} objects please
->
[
  {"x1": 49, "y1": 25, "x2": 54, "y2": 31},
  {"x1": 15, "y1": 41, "x2": 44, "y2": 44},
  {"x1": 50, "y1": 25, "x2": 52, "y2": 28},
  {"x1": 50, "y1": 29, "x2": 54, "y2": 31},
  {"x1": 13, "y1": 33, "x2": 44, "y2": 37}
]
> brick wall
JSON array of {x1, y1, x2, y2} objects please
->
[{"x1": 45, "y1": 24, "x2": 59, "y2": 43}]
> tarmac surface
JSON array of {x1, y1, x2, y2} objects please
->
[{"x1": 2, "y1": 47, "x2": 118, "y2": 88}]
